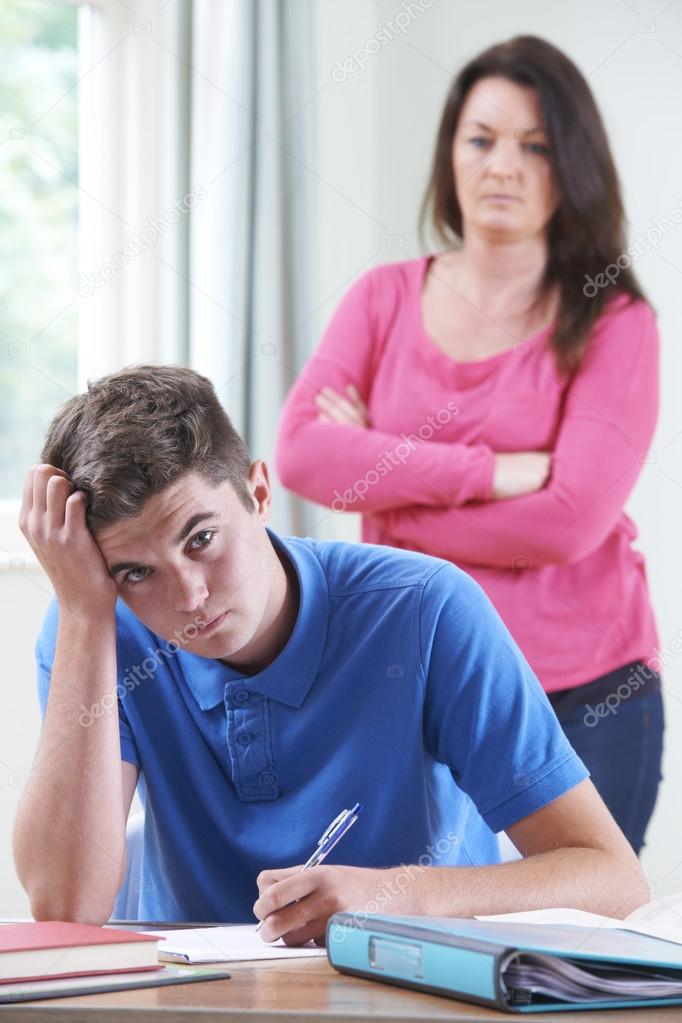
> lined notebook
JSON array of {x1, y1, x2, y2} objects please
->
[{"x1": 152, "y1": 925, "x2": 327, "y2": 963}]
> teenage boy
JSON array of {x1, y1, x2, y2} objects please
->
[{"x1": 13, "y1": 366, "x2": 647, "y2": 943}]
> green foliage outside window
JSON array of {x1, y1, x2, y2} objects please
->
[{"x1": 0, "y1": 2, "x2": 79, "y2": 498}]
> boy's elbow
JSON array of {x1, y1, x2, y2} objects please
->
[
  {"x1": 23, "y1": 858, "x2": 125, "y2": 927},
  {"x1": 30, "y1": 892, "x2": 114, "y2": 927},
  {"x1": 624, "y1": 859, "x2": 650, "y2": 912},
  {"x1": 603, "y1": 849, "x2": 650, "y2": 919}
]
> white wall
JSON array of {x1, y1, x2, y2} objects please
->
[
  {"x1": 3, "y1": 0, "x2": 682, "y2": 915},
  {"x1": 306, "y1": 0, "x2": 682, "y2": 895}
]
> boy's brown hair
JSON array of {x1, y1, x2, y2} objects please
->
[{"x1": 41, "y1": 365, "x2": 253, "y2": 530}]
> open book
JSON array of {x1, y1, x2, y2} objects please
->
[{"x1": 477, "y1": 888, "x2": 682, "y2": 946}]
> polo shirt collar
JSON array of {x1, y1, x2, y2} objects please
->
[{"x1": 176, "y1": 529, "x2": 329, "y2": 711}]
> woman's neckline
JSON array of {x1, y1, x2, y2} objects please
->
[{"x1": 415, "y1": 253, "x2": 556, "y2": 371}]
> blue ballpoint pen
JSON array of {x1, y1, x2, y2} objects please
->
[{"x1": 256, "y1": 802, "x2": 363, "y2": 932}]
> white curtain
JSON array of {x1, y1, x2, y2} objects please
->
[
  {"x1": 187, "y1": 0, "x2": 318, "y2": 535},
  {"x1": 80, "y1": 0, "x2": 318, "y2": 536}
]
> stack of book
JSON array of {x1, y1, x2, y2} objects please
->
[{"x1": 0, "y1": 921, "x2": 229, "y2": 1003}]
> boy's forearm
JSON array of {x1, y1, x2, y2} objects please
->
[
  {"x1": 13, "y1": 609, "x2": 127, "y2": 924},
  {"x1": 397, "y1": 849, "x2": 649, "y2": 921}
]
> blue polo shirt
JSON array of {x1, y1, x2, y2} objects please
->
[{"x1": 36, "y1": 531, "x2": 588, "y2": 922}]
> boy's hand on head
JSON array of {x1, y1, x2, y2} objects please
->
[
  {"x1": 254, "y1": 864, "x2": 406, "y2": 948},
  {"x1": 19, "y1": 464, "x2": 117, "y2": 616}
]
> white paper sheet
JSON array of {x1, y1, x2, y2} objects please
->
[
  {"x1": 628, "y1": 891, "x2": 682, "y2": 937},
  {"x1": 476, "y1": 908, "x2": 623, "y2": 928},
  {"x1": 476, "y1": 903, "x2": 682, "y2": 947},
  {"x1": 501, "y1": 950, "x2": 682, "y2": 1003},
  {"x1": 150, "y1": 924, "x2": 328, "y2": 964}
]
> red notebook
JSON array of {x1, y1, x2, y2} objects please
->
[{"x1": 0, "y1": 921, "x2": 160, "y2": 984}]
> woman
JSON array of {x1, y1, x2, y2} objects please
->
[{"x1": 275, "y1": 36, "x2": 663, "y2": 855}]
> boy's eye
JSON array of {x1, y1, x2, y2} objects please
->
[
  {"x1": 124, "y1": 566, "x2": 149, "y2": 585},
  {"x1": 120, "y1": 530, "x2": 215, "y2": 587},
  {"x1": 189, "y1": 528, "x2": 214, "y2": 550}
]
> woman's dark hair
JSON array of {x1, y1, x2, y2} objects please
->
[
  {"x1": 420, "y1": 34, "x2": 648, "y2": 374},
  {"x1": 41, "y1": 364, "x2": 253, "y2": 531}
]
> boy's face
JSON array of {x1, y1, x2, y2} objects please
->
[{"x1": 96, "y1": 463, "x2": 291, "y2": 668}]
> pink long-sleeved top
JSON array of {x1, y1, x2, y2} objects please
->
[{"x1": 275, "y1": 256, "x2": 660, "y2": 693}]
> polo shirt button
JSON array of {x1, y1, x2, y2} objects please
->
[
  {"x1": 238, "y1": 732, "x2": 252, "y2": 746},
  {"x1": 261, "y1": 771, "x2": 276, "y2": 785},
  {"x1": 235, "y1": 690, "x2": 249, "y2": 703}
]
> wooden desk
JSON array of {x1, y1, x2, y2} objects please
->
[{"x1": 5, "y1": 956, "x2": 682, "y2": 1022}]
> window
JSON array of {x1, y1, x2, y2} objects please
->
[
  {"x1": 0, "y1": 1, "x2": 80, "y2": 501},
  {"x1": 1, "y1": 0, "x2": 206, "y2": 555}
]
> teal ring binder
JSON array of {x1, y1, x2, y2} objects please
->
[{"x1": 326, "y1": 911, "x2": 682, "y2": 1013}]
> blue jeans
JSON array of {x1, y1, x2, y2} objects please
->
[{"x1": 547, "y1": 663, "x2": 665, "y2": 855}]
